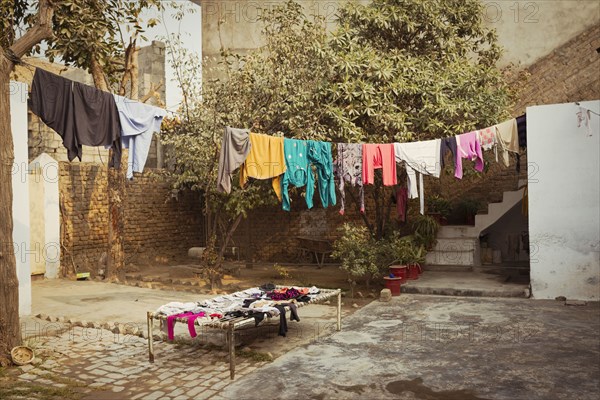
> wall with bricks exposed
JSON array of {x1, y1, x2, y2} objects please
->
[
  {"x1": 232, "y1": 152, "x2": 527, "y2": 263},
  {"x1": 513, "y1": 24, "x2": 600, "y2": 114},
  {"x1": 59, "y1": 163, "x2": 204, "y2": 275}
]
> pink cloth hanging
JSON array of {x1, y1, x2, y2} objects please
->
[
  {"x1": 362, "y1": 144, "x2": 397, "y2": 186},
  {"x1": 455, "y1": 131, "x2": 484, "y2": 179}
]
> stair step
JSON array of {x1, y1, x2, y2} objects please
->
[
  {"x1": 423, "y1": 264, "x2": 473, "y2": 272},
  {"x1": 426, "y1": 250, "x2": 475, "y2": 266},
  {"x1": 437, "y1": 226, "x2": 478, "y2": 238},
  {"x1": 433, "y1": 237, "x2": 478, "y2": 252}
]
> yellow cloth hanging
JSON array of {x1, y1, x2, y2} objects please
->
[{"x1": 239, "y1": 132, "x2": 286, "y2": 200}]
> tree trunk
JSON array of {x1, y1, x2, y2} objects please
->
[
  {"x1": 90, "y1": 57, "x2": 126, "y2": 281},
  {"x1": 106, "y1": 156, "x2": 125, "y2": 281},
  {"x1": 0, "y1": 57, "x2": 21, "y2": 366},
  {"x1": 218, "y1": 213, "x2": 244, "y2": 261},
  {"x1": 0, "y1": 0, "x2": 54, "y2": 364}
]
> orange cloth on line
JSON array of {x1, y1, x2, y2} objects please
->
[
  {"x1": 239, "y1": 133, "x2": 286, "y2": 199},
  {"x1": 362, "y1": 143, "x2": 397, "y2": 186}
]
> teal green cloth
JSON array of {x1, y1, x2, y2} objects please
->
[
  {"x1": 307, "y1": 141, "x2": 336, "y2": 208},
  {"x1": 280, "y1": 138, "x2": 336, "y2": 211},
  {"x1": 281, "y1": 139, "x2": 312, "y2": 211}
]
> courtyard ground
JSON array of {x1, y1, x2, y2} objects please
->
[{"x1": 1, "y1": 267, "x2": 597, "y2": 399}]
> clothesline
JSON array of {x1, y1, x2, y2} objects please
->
[
  {"x1": 17, "y1": 61, "x2": 182, "y2": 117},
  {"x1": 218, "y1": 113, "x2": 527, "y2": 215},
  {"x1": 28, "y1": 67, "x2": 169, "y2": 179}
]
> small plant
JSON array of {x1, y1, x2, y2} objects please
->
[
  {"x1": 332, "y1": 223, "x2": 379, "y2": 294},
  {"x1": 426, "y1": 195, "x2": 452, "y2": 218},
  {"x1": 383, "y1": 234, "x2": 427, "y2": 266},
  {"x1": 381, "y1": 233, "x2": 414, "y2": 266},
  {"x1": 273, "y1": 264, "x2": 291, "y2": 284},
  {"x1": 411, "y1": 215, "x2": 439, "y2": 250}
]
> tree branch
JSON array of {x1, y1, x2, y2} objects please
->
[
  {"x1": 140, "y1": 81, "x2": 164, "y2": 104},
  {"x1": 10, "y1": 0, "x2": 55, "y2": 59}
]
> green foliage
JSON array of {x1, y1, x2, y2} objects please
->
[
  {"x1": 162, "y1": 0, "x2": 515, "y2": 260},
  {"x1": 332, "y1": 223, "x2": 379, "y2": 282},
  {"x1": 455, "y1": 198, "x2": 481, "y2": 216},
  {"x1": 38, "y1": 0, "x2": 164, "y2": 88},
  {"x1": 323, "y1": 0, "x2": 514, "y2": 143},
  {"x1": 426, "y1": 195, "x2": 453, "y2": 217},
  {"x1": 0, "y1": 1, "x2": 29, "y2": 48},
  {"x1": 382, "y1": 233, "x2": 425, "y2": 265},
  {"x1": 160, "y1": 1, "x2": 331, "y2": 252},
  {"x1": 411, "y1": 215, "x2": 440, "y2": 250}
]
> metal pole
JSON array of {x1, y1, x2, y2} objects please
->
[
  {"x1": 336, "y1": 289, "x2": 342, "y2": 331},
  {"x1": 228, "y1": 321, "x2": 236, "y2": 379},
  {"x1": 147, "y1": 312, "x2": 154, "y2": 363}
]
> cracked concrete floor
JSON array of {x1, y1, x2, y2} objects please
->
[{"x1": 222, "y1": 294, "x2": 600, "y2": 400}]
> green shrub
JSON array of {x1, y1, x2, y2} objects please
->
[{"x1": 332, "y1": 223, "x2": 379, "y2": 289}]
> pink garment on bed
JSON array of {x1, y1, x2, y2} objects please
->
[
  {"x1": 167, "y1": 312, "x2": 206, "y2": 341},
  {"x1": 455, "y1": 131, "x2": 484, "y2": 179}
]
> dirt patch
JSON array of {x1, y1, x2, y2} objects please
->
[{"x1": 124, "y1": 261, "x2": 384, "y2": 310}]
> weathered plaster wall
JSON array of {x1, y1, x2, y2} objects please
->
[
  {"x1": 194, "y1": 0, "x2": 600, "y2": 70},
  {"x1": 10, "y1": 81, "x2": 32, "y2": 315},
  {"x1": 527, "y1": 100, "x2": 600, "y2": 300}
]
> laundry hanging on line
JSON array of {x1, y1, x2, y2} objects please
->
[
  {"x1": 29, "y1": 68, "x2": 122, "y2": 168},
  {"x1": 28, "y1": 67, "x2": 167, "y2": 178},
  {"x1": 216, "y1": 113, "x2": 528, "y2": 214},
  {"x1": 113, "y1": 94, "x2": 167, "y2": 179}
]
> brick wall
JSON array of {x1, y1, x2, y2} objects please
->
[
  {"x1": 513, "y1": 24, "x2": 600, "y2": 114},
  {"x1": 59, "y1": 163, "x2": 204, "y2": 275}
]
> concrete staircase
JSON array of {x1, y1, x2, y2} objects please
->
[{"x1": 425, "y1": 187, "x2": 525, "y2": 269}]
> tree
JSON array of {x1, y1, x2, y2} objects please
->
[
  {"x1": 0, "y1": 0, "x2": 164, "y2": 363},
  {"x1": 42, "y1": 0, "x2": 164, "y2": 281},
  {"x1": 321, "y1": 0, "x2": 515, "y2": 238},
  {"x1": 162, "y1": 0, "x2": 515, "y2": 284},
  {"x1": 161, "y1": 1, "x2": 330, "y2": 289},
  {"x1": 0, "y1": 0, "x2": 54, "y2": 366}
]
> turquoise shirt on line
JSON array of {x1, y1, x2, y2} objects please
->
[{"x1": 280, "y1": 138, "x2": 336, "y2": 211}]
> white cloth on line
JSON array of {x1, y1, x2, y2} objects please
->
[{"x1": 394, "y1": 140, "x2": 441, "y2": 214}]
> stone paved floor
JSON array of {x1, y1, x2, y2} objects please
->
[{"x1": 10, "y1": 317, "x2": 271, "y2": 400}]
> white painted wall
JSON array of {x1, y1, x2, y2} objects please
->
[
  {"x1": 527, "y1": 100, "x2": 600, "y2": 300},
  {"x1": 29, "y1": 153, "x2": 61, "y2": 279},
  {"x1": 10, "y1": 81, "x2": 32, "y2": 315}
]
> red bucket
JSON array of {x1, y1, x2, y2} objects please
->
[
  {"x1": 383, "y1": 276, "x2": 403, "y2": 296},
  {"x1": 389, "y1": 265, "x2": 408, "y2": 283},
  {"x1": 407, "y1": 264, "x2": 421, "y2": 280}
]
